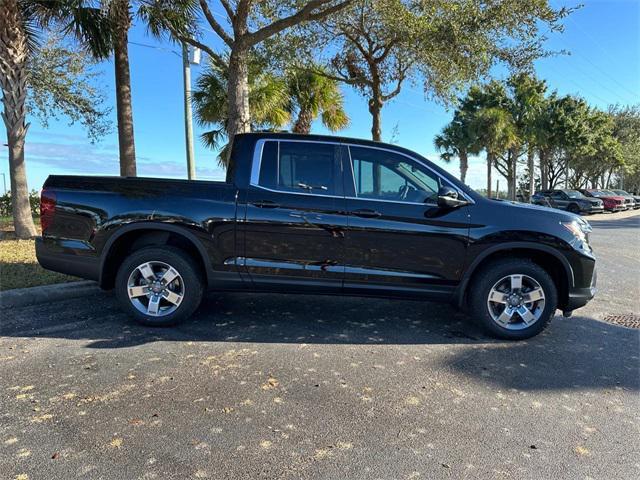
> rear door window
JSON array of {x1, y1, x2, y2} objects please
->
[{"x1": 257, "y1": 141, "x2": 341, "y2": 196}]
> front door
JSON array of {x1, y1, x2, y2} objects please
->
[
  {"x1": 240, "y1": 139, "x2": 347, "y2": 293},
  {"x1": 342, "y1": 144, "x2": 470, "y2": 299}
]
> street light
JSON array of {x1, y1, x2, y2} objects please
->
[{"x1": 182, "y1": 44, "x2": 200, "y2": 180}]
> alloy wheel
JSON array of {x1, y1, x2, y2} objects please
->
[
  {"x1": 127, "y1": 261, "x2": 184, "y2": 317},
  {"x1": 486, "y1": 274, "x2": 546, "y2": 330}
]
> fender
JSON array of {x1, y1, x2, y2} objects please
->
[
  {"x1": 98, "y1": 221, "x2": 215, "y2": 288},
  {"x1": 454, "y1": 241, "x2": 575, "y2": 307}
]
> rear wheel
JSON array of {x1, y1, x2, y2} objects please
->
[
  {"x1": 469, "y1": 259, "x2": 558, "y2": 340},
  {"x1": 115, "y1": 246, "x2": 204, "y2": 326}
]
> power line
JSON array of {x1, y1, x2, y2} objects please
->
[
  {"x1": 563, "y1": 15, "x2": 639, "y2": 100},
  {"x1": 128, "y1": 40, "x2": 181, "y2": 58}
]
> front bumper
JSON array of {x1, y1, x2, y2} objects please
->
[
  {"x1": 605, "y1": 204, "x2": 625, "y2": 212},
  {"x1": 566, "y1": 267, "x2": 597, "y2": 311},
  {"x1": 582, "y1": 204, "x2": 604, "y2": 214}
]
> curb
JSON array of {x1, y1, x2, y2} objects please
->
[{"x1": 0, "y1": 281, "x2": 102, "y2": 309}]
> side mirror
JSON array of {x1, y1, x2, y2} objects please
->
[{"x1": 437, "y1": 186, "x2": 468, "y2": 208}]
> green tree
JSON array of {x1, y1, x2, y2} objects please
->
[
  {"x1": 192, "y1": 56, "x2": 291, "y2": 166},
  {"x1": 308, "y1": 0, "x2": 570, "y2": 142},
  {"x1": 471, "y1": 105, "x2": 518, "y2": 198},
  {"x1": 609, "y1": 104, "x2": 640, "y2": 192},
  {"x1": 147, "y1": 0, "x2": 353, "y2": 147},
  {"x1": 0, "y1": 0, "x2": 111, "y2": 238},
  {"x1": 508, "y1": 73, "x2": 547, "y2": 200},
  {"x1": 434, "y1": 113, "x2": 474, "y2": 184},
  {"x1": 536, "y1": 94, "x2": 591, "y2": 189},
  {"x1": 287, "y1": 67, "x2": 348, "y2": 134},
  {"x1": 27, "y1": 34, "x2": 111, "y2": 141}
]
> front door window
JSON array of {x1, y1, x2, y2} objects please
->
[{"x1": 348, "y1": 146, "x2": 441, "y2": 204}]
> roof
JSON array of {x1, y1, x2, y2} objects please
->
[{"x1": 237, "y1": 132, "x2": 424, "y2": 160}]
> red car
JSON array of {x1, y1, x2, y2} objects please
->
[{"x1": 580, "y1": 189, "x2": 626, "y2": 212}]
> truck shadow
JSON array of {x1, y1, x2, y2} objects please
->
[{"x1": 3, "y1": 291, "x2": 638, "y2": 392}]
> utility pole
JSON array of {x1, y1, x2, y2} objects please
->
[{"x1": 182, "y1": 43, "x2": 199, "y2": 180}]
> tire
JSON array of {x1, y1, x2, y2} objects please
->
[
  {"x1": 568, "y1": 203, "x2": 580, "y2": 214},
  {"x1": 115, "y1": 246, "x2": 204, "y2": 327},
  {"x1": 469, "y1": 259, "x2": 558, "y2": 340}
]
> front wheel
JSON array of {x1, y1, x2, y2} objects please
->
[
  {"x1": 115, "y1": 246, "x2": 204, "y2": 326},
  {"x1": 469, "y1": 259, "x2": 558, "y2": 340},
  {"x1": 568, "y1": 203, "x2": 581, "y2": 214}
]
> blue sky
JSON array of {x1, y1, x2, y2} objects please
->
[{"x1": 2, "y1": 0, "x2": 639, "y2": 194}]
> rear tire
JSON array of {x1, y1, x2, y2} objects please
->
[
  {"x1": 469, "y1": 259, "x2": 558, "y2": 340},
  {"x1": 115, "y1": 246, "x2": 204, "y2": 327}
]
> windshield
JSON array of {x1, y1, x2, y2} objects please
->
[
  {"x1": 565, "y1": 190, "x2": 584, "y2": 199},
  {"x1": 589, "y1": 190, "x2": 607, "y2": 197},
  {"x1": 612, "y1": 189, "x2": 627, "y2": 195}
]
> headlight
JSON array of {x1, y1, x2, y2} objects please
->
[{"x1": 562, "y1": 220, "x2": 592, "y2": 251}]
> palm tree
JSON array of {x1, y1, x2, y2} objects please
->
[
  {"x1": 470, "y1": 106, "x2": 518, "y2": 198},
  {"x1": 193, "y1": 58, "x2": 291, "y2": 166},
  {"x1": 107, "y1": 0, "x2": 136, "y2": 176},
  {"x1": 287, "y1": 68, "x2": 349, "y2": 134},
  {"x1": 434, "y1": 113, "x2": 474, "y2": 184},
  {"x1": 0, "y1": 0, "x2": 111, "y2": 238}
]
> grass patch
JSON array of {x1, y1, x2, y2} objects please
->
[{"x1": 0, "y1": 217, "x2": 77, "y2": 291}]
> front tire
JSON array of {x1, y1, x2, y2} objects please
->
[
  {"x1": 568, "y1": 203, "x2": 581, "y2": 214},
  {"x1": 115, "y1": 246, "x2": 204, "y2": 327},
  {"x1": 469, "y1": 259, "x2": 558, "y2": 340}
]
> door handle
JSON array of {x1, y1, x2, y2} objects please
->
[
  {"x1": 352, "y1": 208, "x2": 381, "y2": 218},
  {"x1": 252, "y1": 200, "x2": 280, "y2": 208}
]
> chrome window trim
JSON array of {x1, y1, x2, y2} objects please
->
[
  {"x1": 251, "y1": 183, "x2": 345, "y2": 200},
  {"x1": 249, "y1": 137, "x2": 475, "y2": 205}
]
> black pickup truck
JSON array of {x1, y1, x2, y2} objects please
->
[{"x1": 36, "y1": 133, "x2": 597, "y2": 339}]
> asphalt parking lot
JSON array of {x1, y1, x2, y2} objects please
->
[{"x1": 1, "y1": 213, "x2": 639, "y2": 480}]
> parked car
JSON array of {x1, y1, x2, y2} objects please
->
[
  {"x1": 609, "y1": 189, "x2": 637, "y2": 209},
  {"x1": 532, "y1": 189, "x2": 604, "y2": 214},
  {"x1": 580, "y1": 189, "x2": 626, "y2": 212},
  {"x1": 36, "y1": 133, "x2": 597, "y2": 340},
  {"x1": 531, "y1": 190, "x2": 553, "y2": 206}
]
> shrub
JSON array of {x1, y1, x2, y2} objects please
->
[{"x1": 0, "y1": 190, "x2": 41, "y2": 217}]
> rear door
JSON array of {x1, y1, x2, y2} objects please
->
[
  {"x1": 240, "y1": 139, "x2": 347, "y2": 293},
  {"x1": 342, "y1": 144, "x2": 470, "y2": 299}
]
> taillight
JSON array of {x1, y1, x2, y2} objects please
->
[{"x1": 40, "y1": 189, "x2": 57, "y2": 232}]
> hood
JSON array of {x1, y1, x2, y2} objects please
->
[{"x1": 488, "y1": 198, "x2": 579, "y2": 222}]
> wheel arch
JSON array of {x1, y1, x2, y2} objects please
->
[
  {"x1": 99, "y1": 223, "x2": 213, "y2": 290},
  {"x1": 456, "y1": 242, "x2": 574, "y2": 310}
]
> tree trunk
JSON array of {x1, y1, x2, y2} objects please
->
[
  {"x1": 368, "y1": 96, "x2": 383, "y2": 142},
  {"x1": 368, "y1": 82, "x2": 383, "y2": 193},
  {"x1": 459, "y1": 150, "x2": 468, "y2": 184},
  {"x1": 227, "y1": 46, "x2": 251, "y2": 145},
  {"x1": 293, "y1": 108, "x2": 313, "y2": 134},
  {"x1": 113, "y1": 0, "x2": 136, "y2": 176},
  {"x1": 0, "y1": 0, "x2": 37, "y2": 238},
  {"x1": 486, "y1": 152, "x2": 493, "y2": 198},
  {"x1": 539, "y1": 149, "x2": 548, "y2": 190},
  {"x1": 527, "y1": 147, "x2": 535, "y2": 202},
  {"x1": 507, "y1": 147, "x2": 518, "y2": 201}
]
